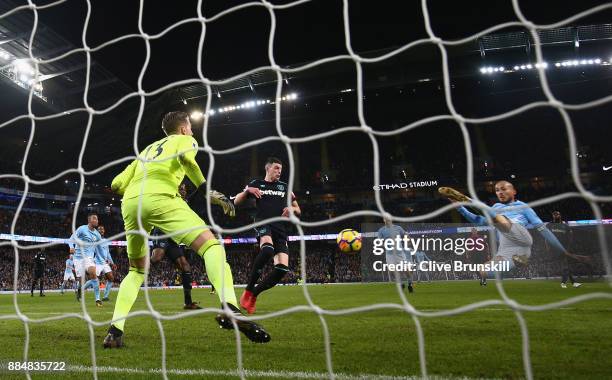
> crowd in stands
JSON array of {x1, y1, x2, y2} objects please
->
[
  {"x1": 1, "y1": 221, "x2": 607, "y2": 292},
  {"x1": 0, "y1": 168, "x2": 610, "y2": 292},
  {"x1": 0, "y1": 241, "x2": 362, "y2": 291}
]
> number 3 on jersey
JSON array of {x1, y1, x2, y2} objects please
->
[{"x1": 146, "y1": 138, "x2": 168, "y2": 160}]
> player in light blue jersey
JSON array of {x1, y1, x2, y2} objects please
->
[
  {"x1": 377, "y1": 218, "x2": 414, "y2": 292},
  {"x1": 96, "y1": 225, "x2": 116, "y2": 301},
  {"x1": 440, "y1": 182, "x2": 589, "y2": 283},
  {"x1": 72, "y1": 213, "x2": 104, "y2": 307},
  {"x1": 413, "y1": 250, "x2": 432, "y2": 282},
  {"x1": 59, "y1": 254, "x2": 77, "y2": 294}
]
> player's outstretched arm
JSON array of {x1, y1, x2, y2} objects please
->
[
  {"x1": 282, "y1": 195, "x2": 301, "y2": 217},
  {"x1": 525, "y1": 208, "x2": 587, "y2": 261},
  {"x1": 457, "y1": 206, "x2": 486, "y2": 224},
  {"x1": 111, "y1": 160, "x2": 137, "y2": 195},
  {"x1": 234, "y1": 182, "x2": 262, "y2": 206},
  {"x1": 209, "y1": 190, "x2": 236, "y2": 217},
  {"x1": 180, "y1": 151, "x2": 206, "y2": 188}
]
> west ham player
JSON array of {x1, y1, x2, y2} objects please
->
[
  {"x1": 73, "y1": 213, "x2": 104, "y2": 307},
  {"x1": 547, "y1": 211, "x2": 581, "y2": 288},
  {"x1": 439, "y1": 182, "x2": 588, "y2": 280},
  {"x1": 234, "y1": 157, "x2": 301, "y2": 314},
  {"x1": 104, "y1": 111, "x2": 269, "y2": 348},
  {"x1": 31, "y1": 249, "x2": 46, "y2": 297},
  {"x1": 376, "y1": 217, "x2": 413, "y2": 292},
  {"x1": 59, "y1": 254, "x2": 77, "y2": 295},
  {"x1": 96, "y1": 225, "x2": 117, "y2": 301}
]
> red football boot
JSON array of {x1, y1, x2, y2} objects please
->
[{"x1": 240, "y1": 290, "x2": 257, "y2": 314}]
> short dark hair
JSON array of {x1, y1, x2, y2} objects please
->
[
  {"x1": 87, "y1": 212, "x2": 97, "y2": 219},
  {"x1": 265, "y1": 157, "x2": 283, "y2": 167},
  {"x1": 162, "y1": 111, "x2": 189, "y2": 135}
]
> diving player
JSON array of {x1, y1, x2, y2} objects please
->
[{"x1": 439, "y1": 182, "x2": 589, "y2": 281}]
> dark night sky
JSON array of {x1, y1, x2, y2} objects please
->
[
  {"x1": 29, "y1": 0, "x2": 612, "y2": 90},
  {"x1": 1, "y1": 0, "x2": 611, "y2": 186}
]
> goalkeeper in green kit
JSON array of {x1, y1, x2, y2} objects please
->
[{"x1": 103, "y1": 111, "x2": 270, "y2": 348}]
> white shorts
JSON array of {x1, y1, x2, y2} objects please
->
[
  {"x1": 63, "y1": 271, "x2": 75, "y2": 281},
  {"x1": 496, "y1": 223, "x2": 533, "y2": 261},
  {"x1": 95, "y1": 263, "x2": 112, "y2": 277},
  {"x1": 74, "y1": 256, "x2": 96, "y2": 278}
]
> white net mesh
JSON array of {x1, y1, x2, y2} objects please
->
[{"x1": 1, "y1": 0, "x2": 612, "y2": 379}]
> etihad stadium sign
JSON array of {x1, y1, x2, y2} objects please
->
[{"x1": 373, "y1": 180, "x2": 438, "y2": 191}]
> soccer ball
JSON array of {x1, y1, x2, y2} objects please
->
[{"x1": 337, "y1": 229, "x2": 362, "y2": 253}]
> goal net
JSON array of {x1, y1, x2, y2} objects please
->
[{"x1": 1, "y1": 0, "x2": 611, "y2": 379}]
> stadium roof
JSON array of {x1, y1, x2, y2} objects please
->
[
  {"x1": 0, "y1": 0, "x2": 133, "y2": 111},
  {"x1": 171, "y1": 23, "x2": 612, "y2": 107}
]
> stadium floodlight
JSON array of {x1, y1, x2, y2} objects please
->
[
  {"x1": 520, "y1": 65, "x2": 526, "y2": 70},
  {"x1": 587, "y1": 59, "x2": 594, "y2": 64},
  {"x1": 526, "y1": 64, "x2": 533, "y2": 69},
  {"x1": 486, "y1": 67, "x2": 493, "y2": 73},
  {"x1": 513, "y1": 65, "x2": 519, "y2": 70},
  {"x1": 580, "y1": 60, "x2": 587, "y2": 65},
  {"x1": 499, "y1": 66, "x2": 504, "y2": 71},
  {"x1": 208, "y1": 109, "x2": 215, "y2": 115},
  {"x1": 34, "y1": 83, "x2": 43, "y2": 92},
  {"x1": 572, "y1": 60, "x2": 579, "y2": 66},
  {"x1": 555, "y1": 62, "x2": 561, "y2": 67},
  {"x1": 480, "y1": 68, "x2": 487, "y2": 74},
  {"x1": 290, "y1": 93, "x2": 297, "y2": 100},
  {"x1": 595, "y1": 58, "x2": 601, "y2": 64},
  {"x1": 190, "y1": 111, "x2": 203, "y2": 120},
  {"x1": 13, "y1": 60, "x2": 34, "y2": 76}
]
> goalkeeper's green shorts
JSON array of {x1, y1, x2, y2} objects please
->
[{"x1": 121, "y1": 194, "x2": 209, "y2": 259}]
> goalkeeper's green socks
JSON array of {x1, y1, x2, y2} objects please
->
[
  {"x1": 111, "y1": 267, "x2": 145, "y2": 332},
  {"x1": 197, "y1": 239, "x2": 238, "y2": 308}
]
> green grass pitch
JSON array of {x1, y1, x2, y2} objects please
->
[{"x1": 0, "y1": 280, "x2": 610, "y2": 379}]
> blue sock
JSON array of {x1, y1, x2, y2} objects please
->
[
  {"x1": 104, "y1": 280, "x2": 112, "y2": 299},
  {"x1": 93, "y1": 279, "x2": 100, "y2": 301},
  {"x1": 83, "y1": 279, "x2": 93, "y2": 290}
]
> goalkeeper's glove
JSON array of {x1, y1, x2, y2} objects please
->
[{"x1": 195, "y1": 185, "x2": 235, "y2": 217}]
